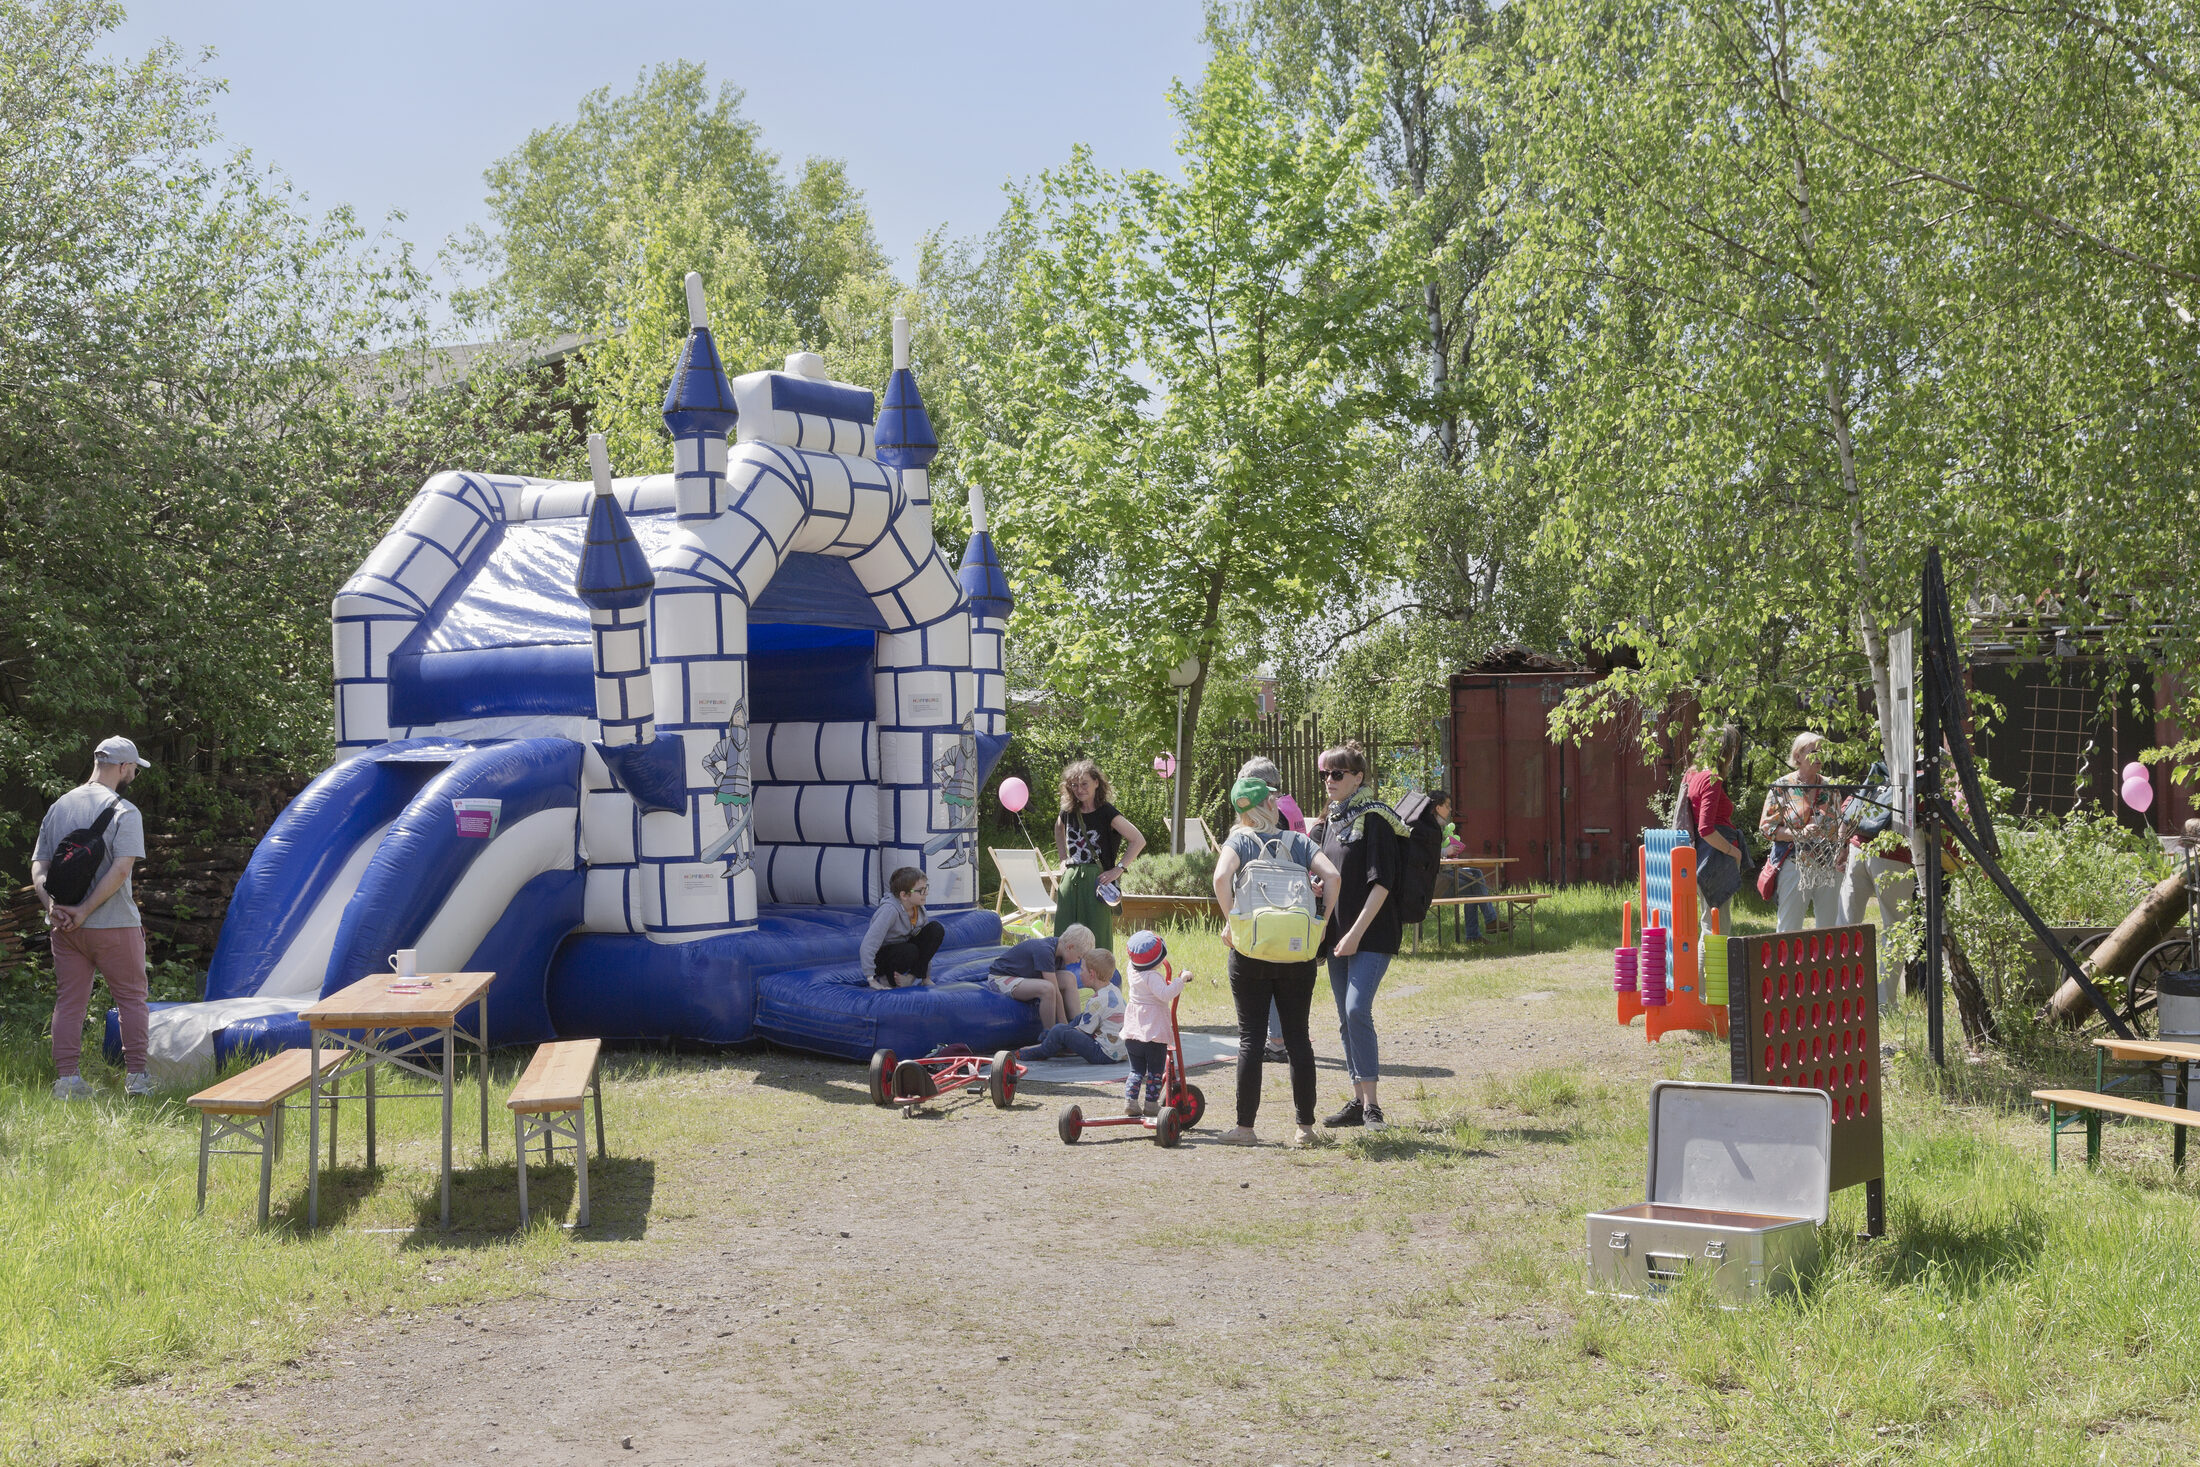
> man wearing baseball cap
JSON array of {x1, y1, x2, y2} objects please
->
[{"x1": 31, "y1": 737, "x2": 154, "y2": 1099}]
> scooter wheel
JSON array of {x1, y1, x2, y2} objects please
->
[
  {"x1": 868, "y1": 1049, "x2": 898, "y2": 1107},
  {"x1": 894, "y1": 1058, "x2": 938, "y2": 1100},
  {"x1": 1176, "y1": 1083, "x2": 1206, "y2": 1129},
  {"x1": 1058, "y1": 1104, "x2": 1084, "y2": 1144},
  {"x1": 1153, "y1": 1106, "x2": 1182, "y2": 1148},
  {"x1": 989, "y1": 1050, "x2": 1018, "y2": 1108}
]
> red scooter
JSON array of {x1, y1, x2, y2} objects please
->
[
  {"x1": 868, "y1": 1045, "x2": 1022, "y2": 1117},
  {"x1": 1056, "y1": 976, "x2": 1206, "y2": 1147}
]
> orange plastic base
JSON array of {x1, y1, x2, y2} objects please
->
[{"x1": 1617, "y1": 843, "x2": 1728, "y2": 1042}]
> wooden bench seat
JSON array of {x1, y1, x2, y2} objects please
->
[
  {"x1": 1413, "y1": 893, "x2": 1551, "y2": 951},
  {"x1": 188, "y1": 1050, "x2": 318, "y2": 1224},
  {"x1": 2035, "y1": 1087, "x2": 2200, "y2": 1173},
  {"x1": 508, "y1": 1038, "x2": 605, "y2": 1227}
]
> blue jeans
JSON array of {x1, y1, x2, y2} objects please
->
[
  {"x1": 1019, "y1": 1025, "x2": 1111, "y2": 1064},
  {"x1": 1436, "y1": 866, "x2": 1490, "y2": 938},
  {"x1": 1328, "y1": 950, "x2": 1392, "y2": 1083}
]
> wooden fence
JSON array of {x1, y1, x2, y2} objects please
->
[{"x1": 1208, "y1": 715, "x2": 1446, "y2": 817}]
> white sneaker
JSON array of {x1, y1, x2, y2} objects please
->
[
  {"x1": 1124, "y1": 1097, "x2": 1143, "y2": 1118},
  {"x1": 53, "y1": 1076, "x2": 95, "y2": 1101},
  {"x1": 1292, "y1": 1125, "x2": 1318, "y2": 1148},
  {"x1": 124, "y1": 1072, "x2": 155, "y2": 1097},
  {"x1": 1218, "y1": 1126, "x2": 1259, "y2": 1146}
]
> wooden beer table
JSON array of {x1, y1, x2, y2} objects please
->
[{"x1": 301, "y1": 971, "x2": 493, "y2": 1229}]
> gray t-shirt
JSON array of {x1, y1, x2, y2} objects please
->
[{"x1": 34, "y1": 783, "x2": 147, "y2": 928}]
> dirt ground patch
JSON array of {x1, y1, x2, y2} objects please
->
[{"x1": 184, "y1": 949, "x2": 1720, "y2": 1465}]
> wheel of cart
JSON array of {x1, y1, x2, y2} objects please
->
[
  {"x1": 868, "y1": 1049, "x2": 898, "y2": 1107},
  {"x1": 988, "y1": 1049, "x2": 1020, "y2": 1109},
  {"x1": 1058, "y1": 1103, "x2": 1085, "y2": 1143},
  {"x1": 1153, "y1": 1105, "x2": 1182, "y2": 1147},
  {"x1": 1172, "y1": 1082, "x2": 1206, "y2": 1130}
]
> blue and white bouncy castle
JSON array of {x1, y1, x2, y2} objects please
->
[{"x1": 140, "y1": 277, "x2": 1029, "y2": 1080}]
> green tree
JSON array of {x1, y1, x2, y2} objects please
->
[
  {"x1": 965, "y1": 46, "x2": 1412, "y2": 814},
  {"x1": 1465, "y1": 0, "x2": 2200, "y2": 774}
]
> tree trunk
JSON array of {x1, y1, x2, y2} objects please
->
[
  {"x1": 1944, "y1": 929, "x2": 1999, "y2": 1050},
  {"x1": 2044, "y1": 868, "x2": 2193, "y2": 1026}
]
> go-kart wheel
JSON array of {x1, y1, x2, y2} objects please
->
[
  {"x1": 868, "y1": 1049, "x2": 898, "y2": 1107},
  {"x1": 1176, "y1": 1083, "x2": 1206, "y2": 1129},
  {"x1": 894, "y1": 1058, "x2": 938, "y2": 1100},
  {"x1": 989, "y1": 1050, "x2": 1018, "y2": 1108},
  {"x1": 1153, "y1": 1106, "x2": 1182, "y2": 1148},
  {"x1": 1058, "y1": 1104, "x2": 1084, "y2": 1144}
]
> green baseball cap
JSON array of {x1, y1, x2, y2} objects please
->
[{"x1": 1230, "y1": 775, "x2": 1273, "y2": 811}]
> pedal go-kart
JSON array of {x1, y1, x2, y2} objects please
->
[
  {"x1": 868, "y1": 1044, "x2": 1022, "y2": 1117},
  {"x1": 1056, "y1": 982, "x2": 1206, "y2": 1147}
]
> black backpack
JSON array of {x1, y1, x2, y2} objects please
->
[
  {"x1": 46, "y1": 796, "x2": 121, "y2": 907},
  {"x1": 1391, "y1": 790, "x2": 1446, "y2": 925}
]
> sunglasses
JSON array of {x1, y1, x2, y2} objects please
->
[{"x1": 1320, "y1": 768, "x2": 1354, "y2": 780}]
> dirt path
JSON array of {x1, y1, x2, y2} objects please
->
[{"x1": 208, "y1": 951, "x2": 1714, "y2": 1466}]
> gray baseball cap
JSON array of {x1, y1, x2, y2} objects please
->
[{"x1": 95, "y1": 736, "x2": 152, "y2": 767}]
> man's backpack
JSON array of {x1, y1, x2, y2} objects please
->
[
  {"x1": 46, "y1": 796, "x2": 121, "y2": 907},
  {"x1": 1843, "y1": 761, "x2": 1897, "y2": 838},
  {"x1": 1391, "y1": 790, "x2": 1446, "y2": 926},
  {"x1": 1226, "y1": 834, "x2": 1328, "y2": 963}
]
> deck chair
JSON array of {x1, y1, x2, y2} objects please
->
[
  {"x1": 1166, "y1": 817, "x2": 1216, "y2": 855},
  {"x1": 991, "y1": 848, "x2": 1058, "y2": 935}
]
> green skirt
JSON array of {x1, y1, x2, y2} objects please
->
[{"x1": 1053, "y1": 862, "x2": 1112, "y2": 951}]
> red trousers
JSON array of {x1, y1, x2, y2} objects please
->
[{"x1": 51, "y1": 924, "x2": 148, "y2": 1077}]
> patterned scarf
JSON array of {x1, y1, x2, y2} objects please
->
[{"x1": 1326, "y1": 784, "x2": 1411, "y2": 843}]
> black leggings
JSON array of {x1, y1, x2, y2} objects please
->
[
  {"x1": 1229, "y1": 952, "x2": 1319, "y2": 1127},
  {"x1": 873, "y1": 921, "x2": 945, "y2": 984}
]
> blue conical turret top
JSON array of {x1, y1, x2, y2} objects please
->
[
  {"x1": 661, "y1": 275, "x2": 738, "y2": 437},
  {"x1": 577, "y1": 436, "x2": 655, "y2": 611},
  {"x1": 957, "y1": 532, "x2": 1012, "y2": 620},
  {"x1": 875, "y1": 367, "x2": 937, "y2": 469}
]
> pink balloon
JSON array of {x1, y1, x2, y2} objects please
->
[
  {"x1": 2123, "y1": 761, "x2": 2149, "y2": 784},
  {"x1": 998, "y1": 776, "x2": 1030, "y2": 813},
  {"x1": 2122, "y1": 775, "x2": 2155, "y2": 813}
]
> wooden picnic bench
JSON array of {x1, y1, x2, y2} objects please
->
[
  {"x1": 1413, "y1": 892, "x2": 1550, "y2": 951},
  {"x1": 2036, "y1": 1036, "x2": 2200, "y2": 1173},
  {"x1": 509, "y1": 1037, "x2": 606, "y2": 1228},
  {"x1": 189, "y1": 1049, "x2": 317, "y2": 1225}
]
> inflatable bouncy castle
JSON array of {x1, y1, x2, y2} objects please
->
[{"x1": 139, "y1": 277, "x2": 1029, "y2": 1079}]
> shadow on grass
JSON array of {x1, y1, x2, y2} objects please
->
[
  {"x1": 392, "y1": 1155, "x2": 659, "y2": 1243},
  {"x1": 1876, "y1": 1193, "x2": 2049, "y2": 1294},
  {"x1": 274, "y1": 1163, "x2": 387, "y2": 1233}
]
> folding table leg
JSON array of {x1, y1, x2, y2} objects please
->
[
  {"x1": 574, "y1": 1109, "x2": 590, "y2": 1229},
  {"x1": 2048, "y1": 1102, "x2": 2060, "y2": 1173},
  {"x1": 197, "y1": 1112, "x2": 211, "y2": 1214},
  {"x1": 366, "y1": 1057, "x2": 376, "y2": 1171},
  {"x1": 514, "y1": 1110, "x2": 530, "y2": 1227},
  {"x1": 440, "y1": 1026, "x2": 454, "y2": 1231},
  {"x1": 257, "y1": 1116, "x2": 275, "y2": 1227},
  {"x1": 593, "y1": 1064, "x2": 607, "y2": 1159},
  {"x1": 308, "y1": 1032, "x2": 322, "y2": 1228},
  {"x1": 2086, "y1": 1110, "x2": 2102, "y2": 1168}
]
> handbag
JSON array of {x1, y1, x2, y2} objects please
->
[{"x1": 1755, "y1": 841, "x2": 1790, "y2": 902}]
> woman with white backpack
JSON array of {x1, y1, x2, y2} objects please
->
[{"x1": 1211, "y1": 773, "x2": 1340, "y2": 1147}]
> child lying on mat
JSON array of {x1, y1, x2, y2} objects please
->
[{"x1": 1016, "y1": 950, "x2": 1124, "y2": 1065}]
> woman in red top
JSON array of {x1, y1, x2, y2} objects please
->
[{"x1": 1681, "y1": 724, "x2": 1746, "y2": 929}]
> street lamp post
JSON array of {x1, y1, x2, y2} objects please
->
[{"x1": 1167, "y1": 655, "x2": 1201, "y2": 854}]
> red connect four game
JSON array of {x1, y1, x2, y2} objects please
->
[{"x1": 1726, "y1": 924, "x2": 1887, "y2": 1229}]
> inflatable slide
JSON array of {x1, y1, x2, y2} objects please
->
[{"x1": 134, "y1": 282, "x2": 1035, "y2": 1082}]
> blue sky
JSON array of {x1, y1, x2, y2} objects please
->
[{"x1": 106, "y1": 1, "x2": 1212, "y2": 317}]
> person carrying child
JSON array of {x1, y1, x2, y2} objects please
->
[
  {"x1": 860, "y1": 866, "x2": 945, "y2": 989},
  {"x1": 1016, "y1": 950, "x2": 1124, "y2": 1064},
  {"x1": 985, "y1": 924, "x2": 1093, "y2": 1029},
  {"x1": 1119, "y1": 930, "x2": 1191, "y2": 1118}
]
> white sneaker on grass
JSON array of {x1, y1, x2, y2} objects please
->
[
  {"x1": 53, "y1": 1076, "x2": 95, "y2": 1101},
  {"x1": 124, "y1": 1072, "x2": 155, "y2": 1097},
  {"x1": 1218, "y1": 1126, "x2": 1259, "y2": 1145}
]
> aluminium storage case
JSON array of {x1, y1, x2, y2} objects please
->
[{"x1": 1585, "y1": 1081, "x2": 1831, "y2": 1304}]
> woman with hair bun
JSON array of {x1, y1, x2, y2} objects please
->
[
  {"x1": 1312, "y1": 740, "x2": 1410, "y2": 1132},
  {"x1": 1054, "y1": 759, "x2": 1145, "y2": 950}
]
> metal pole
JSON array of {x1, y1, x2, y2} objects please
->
[
  {"x1": 1920, "y1": 565, "x2": 1946, "y2": 1069},
  {"x1": 1172, "y1": 686, "x2": 1188, "y2": 855}
]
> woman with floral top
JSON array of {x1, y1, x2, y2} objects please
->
[{"x1": 1759, "y1": 731, "x2": 1846, "y2": 931}]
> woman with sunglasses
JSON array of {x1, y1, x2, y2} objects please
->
[{"x1": 1311, "y1": 741, "x2": 1411, "y2": 1131}]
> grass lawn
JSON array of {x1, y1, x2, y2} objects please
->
[{"x1": 4, "y1": 891, "x2": 2198, "y2": 1463}]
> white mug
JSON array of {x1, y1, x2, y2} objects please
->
[{"x1": 388, "y1": 948, "x2": 419, "y2": 978}]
